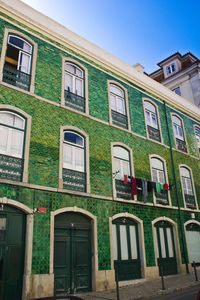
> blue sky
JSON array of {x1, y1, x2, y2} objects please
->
[{"x1": 22, "y1": 0, "x2": 200, "y2": 73}]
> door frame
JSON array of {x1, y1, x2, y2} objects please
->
[
  {"x1": 184, "y1": 220, "x2": 200, "y2": 264},
  {"x1": 0, "y1": 197, "x2": 33, "y2": 300},
  {"x1": 109, "y1": 213, "x2": 146, "y2": 279},
  {"x1": 50, "y1": 207, "x2": 97, "y2": 291},
  {"x1": 152, "y1": 217, "x2": 181, "y2": 273}
]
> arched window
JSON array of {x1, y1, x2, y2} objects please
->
[
  {"x1": 180, "y1": 166, "x2": 196, "y2": 209},
  {"x1": 64, "y1": 62, "x2": 85, "y2": 112},
  {"x1": 62, "y1": 131, "x2": 86, "y2": 192},
  {"x1": 109, "y1": 84, "x2": 128, "y2": 129},
  {"x1": 113, "y1": 146, "x2": 132, "y2": 199},
  {"x1": 151, "y1": 157, "x2": 169, "y2": 205},
  {"x1": 3, "y1": 34, "x2": 33, "y2": 91},
  {"x1": 172, "y1": 114, "x2": 187, "y2": 152},
  {"x1": 0, "y1": 111, "x2": 26, "y2": 181},
  {"x1": 144, "y1": 100, "x2": 161, "y2": 142},
  {"x1": 194, "y1": 125, "x2": 200, "y2": 155}
]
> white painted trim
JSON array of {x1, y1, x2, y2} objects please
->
[
  {"x1": 50, "y1": 206, "x2": 98, "y2": 291},
  {"x1": 107, "y1": 80, "x2": 131, "y2": 130},
  {"x1": 0, "y1": 104, "x2": 32, "y2": 183},
  {"x1": 193, "y1": 124, "x2": 200, "y2": 158},
  {"x1": 149, "y1": 154, "x2": 172, "y2": 206},
  {"x1": 151, "y1": 217, "x2": 181, "y2": 272},
  {"x1": 142, "y1": 98, "x2": 163, "y2": 144},
  {"x1": 179, "y1": 164, "x2": 198, "y2": 210},
  {"x1": 59, "y1": 126, "x2": 90, "y2": 193},
  {"x1": 0, "y1": 197, "x2": 34, "y2": 300},
  {"x1": 171, "y1": 113, "x2": 189, "y2": 153},
  {"x1": 61, "y1": 57, "x2": 89, "y2": 114},
  {"x1": 0, "y1": 27, "x2": 38, "y2": 93},
  {"x1": 111, "y1": 142, "x2": 135, "y2": 200},
  {"x1": 109, "y1": 213, "x2": 146, "y2": 278},
  {"x1": 184, "y1": 220, "x2": 200, "y2": 264}
]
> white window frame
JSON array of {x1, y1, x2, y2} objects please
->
[
  {"x1": 166, "y1": 62, "x2": 176, "y2": 75},
  {"x1": 179, "y1": 165, "x2": 197, "y2": 209},
  {"x1": 64, "y1": 62, "x2": 84, "y2": 97},
  {"x1": 194, "y1": 125, "x2": 200, "y2": 153},
  {"x1": 113, "y1": 146, "x2": 131, "y2": 181},
  {"x1": 172, "y1": 114, "x2": 185, "y2": 142},
  {"x1": 110, "y1": 84, "x2": 126, "y2": 115}
]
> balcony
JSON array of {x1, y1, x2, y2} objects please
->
[
  {"x1": 115, "y1": 179, "x2": 132, "y2": 200},
  {"x1": 0, "y1": 154, "x2": 23, "y2": 181},
  {"x1": 176, "y1": 138, "x2": 187, "y2": 153},
  {"x1": 185, "y1": 194, "x2": 196, "y2": 209},
  {"x1": 64, "y1": 90, "x2": 85, "y2": 112},
  {"x1": 63, "y1": 168, "x2": 86, "y2": 192},
  {"x1": 147, "y1": 125, "x2": 161, "y2": 142},
  {"x1": 3, "y1": 64, "x2": 31, "y2": 91},
  {"x1": 111, "y1": 110, "x2": 128, "y2": 129},
  {"x1": 155, "y1": 190, "x2": 169, "y2": 205}
]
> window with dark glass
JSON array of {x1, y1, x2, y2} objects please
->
[
  {"x1": 180, "y1": 167, "x2": 196, "y2": 209},
  {"x1": 166, "y1": 63, "x2": 176, "y2": 75},
  {"x1": 3, "y1": 34, "x2": 33, "y2": 91},
  {"x1": 172, "y1": 115, "x2": 187, "y2": 152},
  {"x1": 0, "y1": 111, "x2": 25, "y2": 181},
  {"x1": 144, "y1": 101, "x2": 161, "y2": 142},
  {"x1": 64, "y1": 62, "x2": 85, "y2": 112},
  {"x1": 113, "y1": 146, "x2": 132, "y2": 199},
  {"x1": 62, "y1": 131, "x2": 86, "y2": 192},
  {"x1": 110, "y1": 84, "x2": 128, "y2": 129},
  {"x1": 194, "y1": 126, "x2": 200, "y2": 154},
  {"x1": 151, "y1": 157, "x2": 169, "y2": 205}
]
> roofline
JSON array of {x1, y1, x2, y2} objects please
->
[{"x1": 0, "y1": 0, "x2": 199, "y2": 120}]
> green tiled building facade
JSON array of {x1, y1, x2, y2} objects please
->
[{"x1": 0, "y1": 1, "x2": 200, "y2": 299}]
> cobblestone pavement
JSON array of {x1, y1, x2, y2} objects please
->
[{"x1": 78, "y1": 270, "x2": 200, "y2": 300}]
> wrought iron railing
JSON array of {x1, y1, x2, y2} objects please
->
[
  {"x1": 64, "y1": 90, "x2": 85, "y2": 112},
  {"x1": 111, "y1": 110, "x2": 128, "y2": 129},
  {"x1": 3, "y1": 64, "x2": 31, "y2": 91},
  {"x1": 63, "y1": 168, "x2": 86, "y2": 192},
  {"x1": 0, "y1": 153, "x2": 23, "y2": 181},
  {"x1": 115, "y1": 179, "x2": 132, "y2": 200},
  {"x1": 176, "y1": 138, "x2": 187, "y2": 153},
  {"x1": 185, "y1": 194, "x2": 196, "y2": 209},
  {"x1": 147, "y1": 125, "x2": 161, "y2": 142},
  {"x1": 155, "y1": 190, "x2": 169, "y2": 205}
]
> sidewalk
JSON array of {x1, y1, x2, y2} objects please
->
[{"x1": 78, "y1": 270, "x2": 200, "y2": 300}]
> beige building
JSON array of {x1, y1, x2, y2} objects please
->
[{"x1": 149, "y1": 52, "x2": 200, "y2": 108}]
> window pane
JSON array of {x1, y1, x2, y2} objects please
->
[
  {"x1": 152, "y1": 169, "x2": 158, "y2": 182},
  {"x1": 173, "y1": 115, "x2": 181, "y2": 126},
  {"x1": 112, "y1": 224, "x2": 118, "y2": 260},
  {"x1": 113, "y1": 146, "x2": 129, "y2": 160},
  {"x1": 10, "y1": 129, "x2": 24, "y2": 157},
  {"x1": 180, "y1": 167, "x2": 190, "y2": 178},
  {"x1": 75, "y1": 67, "x2": 83, "y2": 78},
  {"x1": 14, "y1": 115, "x2": 25, "y2": 129},
  {"x1": 120, "y1": 225, "x2": 128, "y2": 260},
  {"x1": 151, "y1": 113, "x2": 158, "y2": 128},
  {"x1": 19, "y1": 52, "x2": 31, "y2": 74},
  {"x1": 129, "y1": 225, "x2": 138, "y2": 259},
  {"x1": 23, "y1": 41, "x2": 32, "y2": 53},
  {"x1": 151, "y1": 158, "x2": 163, "y2": 170},
  {"x1": 158, "y1": 170, "x2": 165, "y2": 183},
  {"x1": 9, "y1": 35, "x2": 24, "y2": 49},
  {"x1": 64, "y1": 132, "x2": 84, "y2": 146},
  {"x1": 75, "y1": 147, "x2": 84, "y2": 172},
  {"x1": 65, "y1": 73, "x2": 73, "y2": 91},
  {"x1": 144, "y1": 101, "x2": 156, "y2": 113},
  {"x1": 0, "y1": 126, "x2": 9, "y2": 153},
  {"x1": 166, "y1": 228, "x2": 174, "y2": 257},
  {"x1": 113, "y1": 158, "x2": 121, "y2": 179},
  {"x1": 0, "y1": 112, "x2": 15, "y2": 127},
  {"x1": 110, "y1": 94, "x2": 117, "y2": 111},
  {"x1": 122, "y1": 160, "x2": 130, "y2": 177},
  {"x1": 110, "y1": 85, "x2": 123, "y2": 97},
  {"x1": 159, "y1": 227, "x2": 166, "y2": 258},
  {"x1": 145, "y1": 110, "x2": 151, "y2": 124},
  {"x1": 65, "y1": 63, "x2": 75, "y2": 74},
  {"x1": 63, "y1": 144, "x2": 73, "y2": 169},
  {"x1": 117, "y1": 97, "x2": 125, "y2": 114},
  {"x1": 75, "y1": 78, "x2": 83, "y2": 96}
]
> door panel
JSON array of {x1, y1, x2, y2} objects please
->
[
  {"x1": 54, "y1": 213, "x2": 92, "y2": 294},
  {"x1": 155, "y1": 221, "x2": 177, "y2": 276},
  {"x1": 112, "y1": 218, "x2": 141, "y2": 281},
  {"x1": 186, "y1": 223, "x2": 200, "y2": 263}
]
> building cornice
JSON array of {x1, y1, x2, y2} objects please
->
[{"x1": 0, "y1": 0, "x2": 200, "y2": 120}]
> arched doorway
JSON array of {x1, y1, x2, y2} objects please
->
[
  {"x1": 112, "y1": 217, "x2": 142, "y2": 281},
  {"x1": 0, "y1": 205, "x2": 26, "y2": 300},
  {"x1": 154, "y1": 220, "x2": 177, "y2": 276},
  {"x1": 54, "y1": 212, "x2": 92, "y2": 294},
  {"x1": 186, "y1": 222, "x2": 200, "y2": 264}
]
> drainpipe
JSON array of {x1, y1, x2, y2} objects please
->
[{"x1": 163, "y1": 101, "x2": 189, "y2": 274}]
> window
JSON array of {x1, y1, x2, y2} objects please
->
[
  {"x1": 62, "y1": 131, "x2": 86, "y2": 192},
  {"x1": 173, "y1": 87, "x2": 181, "y2": 96},
  {"x1": 113, "y1": 146, "x2": 132, "y2": 199},
  {"x1": 180, "y1": 167, "x2": 196, "y2": 209},
  {"x1": 64, "y1": 62, "x2": 85, "y2": 112},
  {"x1": 3, "y1": 34, "x2": 33, "y2": 91},
  {"x1": 109, "y1": 84, "x2": 128, "y2": 129},
  {"x1": 172, "y1": 115, "x2": 187, "y2": 152},
  {"x1": 166, "y1": 63, "x2": 176, "y2": 75},
  {"x1": 0, "y1": 111, "x2": 25, "y2": 181},
  {"x1": 194, "y1": 125, "x2": 200, "y2": 154},
  {"x1": 144, "y1": 100, "x2": 161, "y2": 142},
  {"x1": 151, "y1": 157, "x2": 169, "y2": 205}
]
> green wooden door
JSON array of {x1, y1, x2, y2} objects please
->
[
  {"x1": 112, "y1": 218, "x2": 141, "y2": 281},
  {"x1": 155, "y1": 221, "x2": 177, "y2": 276},
  {"x1": 54, "y1": 212, "x2": 92, "y2": 294},
  {"x1": 0, "y1": 205, "x2": 26, "y2": 300}
]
